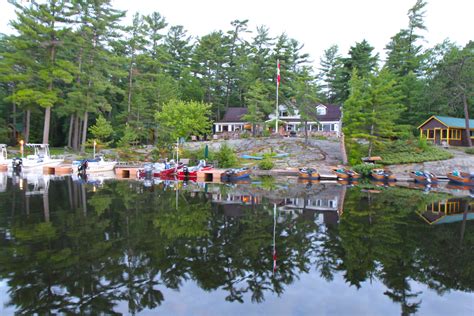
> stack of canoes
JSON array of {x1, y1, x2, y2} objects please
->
[
  {"x1": 334, "y1": 168, "x2": 360, "y2": 180},
  {"x1": 447, "y1": 170, "x2": 474, "y2": 185},
  {"x1": 410, "y1": 171, "x2": 438, "y2": 184},
  {"x1": 221, "y1": 167, "x2": 251, "y2": 181},
  {"x1": 298, "y1": 167, "x2": 320, "y2": 180},
  {"x1": 371, "y1": 168, "x2": 396, "y2": 181}
]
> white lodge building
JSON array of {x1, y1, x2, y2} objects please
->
[
  {"x1": 213, "y1": 104, "x2": 342, "y2": 136},
  {"x1": 268, "y1": 104, "x2": 342, "y2": 136}
]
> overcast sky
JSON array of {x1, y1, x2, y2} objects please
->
[{"x1": 1, "y1": 0, "x2": 473, "y2": 68}]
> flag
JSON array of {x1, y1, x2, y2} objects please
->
[{"x1": 277, "y1": 60, "x2": 281, "y2": 86}]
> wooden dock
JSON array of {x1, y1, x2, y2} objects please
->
[
  {"x1": 0, "y1": 164, "x2": 7, "y2": 172},
  {"x1": 115, "y1": 166, "x2": 141, "y2": 179},
  {"x1": 43, "y1": 164, "x2": 73, "y2": 175},
  {"x1": 197, "y1": 169, "x2": 226, "y2": 182}
]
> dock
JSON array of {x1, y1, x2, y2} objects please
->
[
  {"x1": 115, "y1": 165, "x2": 142, "y2": 179},
  {"x1": 43, "y1": 164, "x2": 73, "y2": 175},
  {"x1": 197, "y1": 169, "x2": 226, "y2": 182}
]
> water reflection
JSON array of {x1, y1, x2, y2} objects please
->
[{"x1": 0, "y1": 173, "x2": 472, "y2": 315}]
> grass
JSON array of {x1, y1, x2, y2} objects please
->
[
  {"x1": 347, "y1": 138, "x2": 454, "y2": 165},
  {"x1": 465, "y1": 147, "x2": 474, "y2": 155},
  {"x1": 374, "y1": 140, "x2": 453, "y2": 165}
]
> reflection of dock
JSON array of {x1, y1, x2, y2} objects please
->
[{"x1": 417, "y1": 198, "x2": 474, "y2": 225}]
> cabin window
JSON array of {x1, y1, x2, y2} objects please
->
[
  {"x1": 442, "y1": 129, "x2": 447, "y2": 139},
  {"x1": 317, "y1": 107, "x2": 327, "y2": 115},
  {"x1": 450, "y1": 129, "x2": 461, "y2": 140},
  {"x1": 280, "y1": 110, "x2": 288, "y2": 117},
  {"x1": 470, "y1": 130, "x2": 474, "y2": 138},
  {"x1": 330, "y1": 124, "x2": 336, "y2": 131},
  {"x1": 427, "y1": 130, "x2": 434, "y2": 139}
]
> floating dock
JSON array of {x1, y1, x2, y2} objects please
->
[
  {"x1": 197, "y1": 169, "x2": 226, "y2": 182},
  {"x1": 43, "y1": 165, "x2": 73, "y2": 175},
  {"x1": 115, "y1": 166, "x2": 142, "y2": 179}
]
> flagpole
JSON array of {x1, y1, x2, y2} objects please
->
[
  {"x1": 275, "y1": 59, "x2": 279, "y2": 134},
  {"x1": 273, "y1": 203, "x2": 277, "y2": 274}
]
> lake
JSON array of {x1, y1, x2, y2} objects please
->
[{"x1": 0, "y1": 173, "x2": 473, "y2": 315}]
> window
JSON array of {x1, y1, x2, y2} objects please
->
[
  {"x1": 317, "y1": 106, "x2": 327, "y2": 115},
  {"x1": 442, "y1": 129, "x2": 447, "y2": 139},
  {"x1": 280, "y1": 110, "x2": 288, "y2": 117},
  {"x1": 470, "y1": 130, "x2": 474, "y2": 138},
  {"x1": 330, "y1": 124, "x2": 336, "y2": 131},
  {"x1": 323, "y1": 124, "x2": 330, "y2": 131},
  {"x1": 427, "y1": 130, "x2": 434, "y2": 139},
  {"x1": 449, "y1": 129, "x2": 461, "y2": 140}
]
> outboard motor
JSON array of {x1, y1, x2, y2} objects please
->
[
  {"x1": 144, "y1": 163, "x2": 153, "y2": 179},
  {"x1": 12, "y1": 157, "x2": 22, "y2": 173},
  {"x1": 77, "y1": 160, "x2": 88, "y2": 175},
  {"x1": 183, "y1": 166, "x2": 189, "y2": 177}
]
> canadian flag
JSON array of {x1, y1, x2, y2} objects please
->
[{"x1": 277, "y1": 60, "x2": 281, "y2": 86}]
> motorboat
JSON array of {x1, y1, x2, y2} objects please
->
[
  {"x1": 221, "y1": 167, "x2": 251, "y2": 181},
  {"x1": 176, "y1": 160, "x2": 212, "y2": 179},
  {"x1": 371, "y1": 168, "x2": 396, "y2": 181},
  {"x1": 72, "y1": 156, "x2": 117, "y2": 174},
  {"x1": 334, "y1": 168, "x2": 360, "y2": 180},
  {"x1": 298, "y1": 167, "x2": 320, "y2": 180},
  {"x1": 0, "y1": 144, "x2": 10, "y2": 171},
  {"x1": 21, "y1": 144, "x2": 63, "y2": 170},
  {"x1": 410, "y1": 170, "x2": 438, "y2": 184}
]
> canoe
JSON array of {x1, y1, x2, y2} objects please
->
[
  {"x1": 221, "y1": 167, "x2": 251, "y2": 181},
  {"x1": 409, "y1": 171, "x2": 438, "y2": 183},
  {"x1": 371, "y1": 169, "x2": 396, "y2": 181},
  {"x1": 447, "y1": 171, "x2": 474, "y2": 185},
  {"x1": 240, "y1": 153, "x2": 289, "y2": 160},
  {"x1": 298, "y1": 168, "x2": 320, "y2": 180},
  {"x1": 334, "y1": 168, "x2": 360, "y2": 180}
]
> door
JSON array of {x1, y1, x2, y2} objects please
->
[{"x1": 435, "y1": 129, "x2": 441, "y2": 145}]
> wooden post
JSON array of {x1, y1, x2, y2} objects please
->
[{"x1": 447, "y1": 127, "x2": 450, "y2": 145}]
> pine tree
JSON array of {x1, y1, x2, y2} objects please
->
[
  {"x1": 242, "y1": 80, "x2": 272, "y2": 136},
  {"x1": 317, "y1": 45, "x2": 342, "y2": 103}
]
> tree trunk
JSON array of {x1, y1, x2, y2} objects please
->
[
  {"x1": 462, "y1": 93, "x2": 472, "y2": 147},
  {"x1": 80, "y1": 111, "x2": 88, "y2": 153},
  {"x1": 252, "y1": 123, "x2": 256, "y2": 137},
  {"x1": 24, "y1": 109, "x2": 30, "y2": 143},
  {"x1": 127, "y1": 60, "x2": 134, "y2": 114},
  {"x1": 368, "y1": 122, "x2": 375, "y2": 158},
  {"x1": 67, "y1": 114, "x2": 74, "y2": 148},
  {"x1": 12, "y1": 89, "x2": 17, "y2": 143},
  {"x1": 73, "y1": 114, "x2": 80, "y2": 151},
  {"x1": 304, "y1": 120, "x2": 309, "y2": 144},
  {"x1": 42, "y1": 106, "x2": 52, "y2": 144}
]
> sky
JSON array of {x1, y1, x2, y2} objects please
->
[{"x1": 1, "y1": 0, "x2": 473, "y2": 68}]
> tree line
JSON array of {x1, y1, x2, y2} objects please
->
[{"x1": 0, "y1": 0, "x2": 472, "y2": 151}]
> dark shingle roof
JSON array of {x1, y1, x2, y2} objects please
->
[
  {"x1": 219, "y1": 107, "x2": 248, "y2": 123},
  {"x1": 317, "y1": 104, "x2": 341, "y2": 121}
]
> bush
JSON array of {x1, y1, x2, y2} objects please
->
[
  {"x1": 465, "y1": 147, "x2": 474, "y2": 155},
  {"x1": 240, "y1": 132, "x2": 250, "y2": 139},
  {"x1": 417, "y1": 136, "x2": 429, "y2": 151},
  {"x1": 262, "y1": 129, "x2": 271, "y2": 137},
  {"x1": 181, "y1": 146, "x2": 215, "y2": 164},
  {"x1": 258, "y1": 157, "x2": 274, "y2": 170},
  {"x1": 353, "y1": 163, "x2": 383, "y2": 177},
  {"x1": 215, "y1": 143, "x2": 238, "y2": 168}
]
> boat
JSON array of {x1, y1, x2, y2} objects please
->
[
  {"x1": 447, "y1": 170, "x2": 474, "y2": 185},
  {"x1": 72, "y1": 156, "x2": 117, "y2": 174},
  {"x1": 221, "y1": 167, "x2": 251, "y2": 181},
  {"x1": 241, "y1": 153, "x2": 289, "y2": 160},
  {"x1": 21, "y1": 144, "x2": 63, "y2": 170},
  {"x1": 409, "y1": 171, "x2": 438, "y2": 184},
  {"x1": 158, "y1": 161, "x2": 184, "y2": 177},
  {"x1": 177, "y1": 163, "x2": 213, "y2": 179},
  {"x1": 298, "y1": 167, "x2": 320, "y2": 180},
  {"x1": 0, "y1": 144, "x2": 10, "y2": 171},
  {"x1": 371, "y1": 168, "x2": 396, "y2": 181},
  {"x1": 334, "y1": 168, "x2": 360, "y2": 180}
]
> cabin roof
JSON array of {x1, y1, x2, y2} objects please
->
[
  {"x1": 434, "y1": 213, "x2": 474, "y2": 225},
  {"x1": 217, "y1": 107, "x2": 248, "y2": 123},
  {"x1": 418, "y1": 115, "x2": 474, "y2": 129}
]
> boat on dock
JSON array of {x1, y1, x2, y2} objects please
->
[
  {"x1": 0, "y1": 144, "x2": 10, "y2": 171},
  {"x1": 334, "y1": 168, "x2": 360, "y2": 180},
  {"x1": 410, "y1": 171, "x2": 438, "y2": 184},
  {"x1": 371, "y1": 168, "x2": 396, "y2": 181},
  {"x1": 176, "y1": 160, "x2": 213, "y2": 179},
  {"x1": 298, "y1": 167, "x2": 320, "y2": 180},
  {"x1": 72, "y1": 156, "x2": 117, "y2": 174},
  {"x1": 221, "y1": 167, "x2": 251, "y2": 182},
  {"x1": 447, "y1": 170, "x2": 474, "y2": 185},
  {"x1": 21, "y1": 144, "x2": 63, "y2": 170}
]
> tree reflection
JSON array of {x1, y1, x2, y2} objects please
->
[{"x1": 0, "y1": 178, "x2": 473, "y2": 314}]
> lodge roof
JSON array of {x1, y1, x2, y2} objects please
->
[
  {"x1": 317, "y1": 104, "x2": 341, "y2": 121},
  {"x1": 218, "y1": 107, "x2": 248, "y2": 123},
  {"x1": 418, "y1": 115, "x2": 474, "y2": 129}
]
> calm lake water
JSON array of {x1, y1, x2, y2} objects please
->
[{"x1": 0, "y1": 173, "x2": 473, "y2": 315}]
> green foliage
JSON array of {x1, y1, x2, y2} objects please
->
[
  {"x1": 258, "y1": 157, "x2": 274, "y2": 170},
  {"x1": 117, "y1": 125, "x2": 138, "y2": 149},
  {"x1": 215, "y1": 143, "x2": 238, "y2": 168},
  {"x1": 181, "y1": 146, "x2": 215, "y2": 164},
  {"x1": 89, "y1": 116, "x2": 114, "y2": 144},
  {"x1": 155, "y1": 99, "x2": 212, "y2": 142},
  {"x1": 375, "y1": 139, "x2": 453, "y2": 164},
  {"x1": 465, "y1": 148, "x2": 474, "y2": 155},
  {"x1": 353, "y1": 163, "x2": 383, "y2": 177}
]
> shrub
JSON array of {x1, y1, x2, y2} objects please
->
[
  {"x1": 465, "y1": 147, "x2": 474, "y2": 155},
  {"x1": 417, "y1": 136, "x2": 429, "y2": 151},
  {"x1": 353, "y1": 163, "x2": 383, "y2": 177},
  {"x1": 240, "y1": 132, "x2": 250, "y2": 139},
  {"x1": 262, "y1": 129, "x2": 271, "y2": 137},
  {"x1": 215, "y1": 143, "x2": 238, "y2": 168},
  {"x1": 258, "y1": 157, "x2": 274, "y2": 170}
]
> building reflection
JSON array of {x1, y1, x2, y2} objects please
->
[{"x1": 417, "y1": 198, "x2": 474, "y2": 225}]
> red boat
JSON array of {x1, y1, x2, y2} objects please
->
[
  {"x1": 177, "y1": 165, "x2": 213, "y2": 179},
  {"x1": 158, "y1": 163, "x2": 184, "y2": 177}
]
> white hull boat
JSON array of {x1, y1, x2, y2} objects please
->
[
  {"x1": 72, "y1": 157, "x2": 117, "y2": 174},
  {"x1": 19, "y1": 144, "x2": 63, "y2": 171}
]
